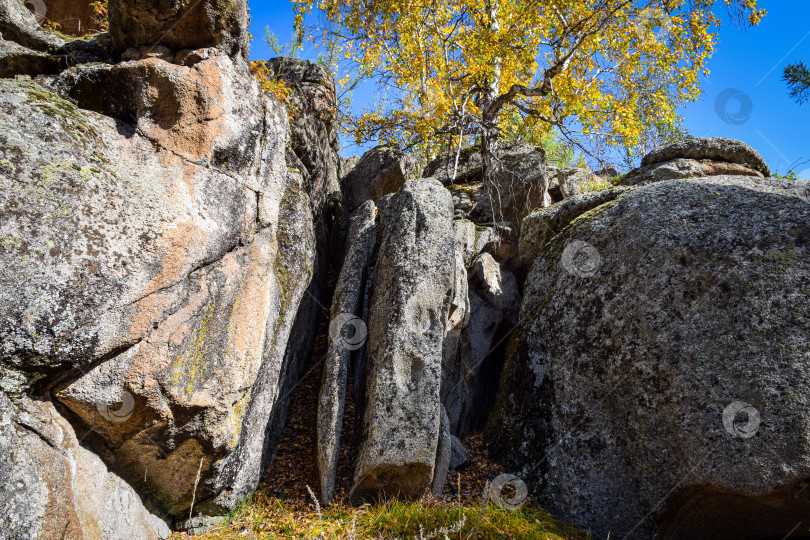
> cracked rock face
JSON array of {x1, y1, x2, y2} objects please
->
[
  {"x1": 0, "y1": 393, "x2": 171, "y2": 539},
  {"x1": 0, "y1": 56, "x2": 313, "y2": 521},
  {"x1": 488, "y1": 175, "x2": 810, "y2": 540}
]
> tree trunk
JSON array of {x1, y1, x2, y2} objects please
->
[{"x1": 483, "y1": 0, "x2": 503, "y2": 223}]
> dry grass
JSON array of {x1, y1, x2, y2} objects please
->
[{"x1": 172, "y1": 493, "x2": 589, "y2": 540}]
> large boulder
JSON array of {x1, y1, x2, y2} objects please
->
[
  {"x1": 340, "y1": 145, "x2": 416, "y2": 213},
  {"x1": 351, "y1": 178, "x2": 455, "y2": 502},
  {"x1": 107, "y1": 0, "x2": 250, "y2": 59},
  {"x1": 622, "y1": 137, "x2": 770, "y2": 186},
  {"x1": 424, "y1": 143, "x2": 551, "y2": 229},
  {"x1": 0, "y1": 50, "x2": 313, "y2": 523},
  {"x1": 488, "y1": 174, "x2": 810, "y2": 539},
  {"x1": 0, "y1": 393, "x2": 170, "y2": 539}
]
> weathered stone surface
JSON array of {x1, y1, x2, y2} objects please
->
[
  {"x1": 428, "y1": 144, "x2": 550, "y2": 228},
  {"x1": 0, "y1": 39, "x2": 63, "y2": 77},
  {"x1": 340, "y1": 154, "x2": 361, "y2": 179},
  {"x1": 448, "y1": 184, "x2": 484, "y2": 221},
  {"x1": 454, "y1": 220, "x2": 476, "y2": 267},
  {"x1": 489, "y1": 147, "x2": 550, "y2": 227},
  {"x1": 519, "y1": 187, "x2": 631, "y2": 271},
  {"x1": 640, "y1": 137, "x2": 770, "y2": 176},
  {"x1": 340, "y1": 146, "x2": 416, "y2": 212},
  {"x1": 622, "y1": 157, "x2": 766, "y2": 186},
  {"x1": 351, "y1": 178, "x2": 455, "y2": 502},
  {"x1": 268, "y1": 57, "x2": 341, "y2": 220},
  {"x1": 489, "y1": 175, "x2": 810, "y2": 540},
  {"x1": 431, "y1": 405, "x2": 452, "y2": 498},
  {"x1": 108, "y1": 0, "x2": 250, "y2": 59},
  {"x1": 54, "y1": 52, "x2": 263, "y2": 180},
  {"x1": 317, "y1": 201, "x2": 377, "y2": 503},
  {"x1": 443, "y1": 253, "x2": 521, "y2": 436},
  {"x1": 211, "y1": 168, "x2": 316, "y2": 513},
  {"x1": 440, "y1": 237, "x2": 470, "y2": 437},
  {"x1": 0, "y1": 0, "x2": 110, "y2": 78},
  {"x1": 0, "y1": 0, "x2": 63, "y2": 52},
  {"x1": 0, "y1": 57, "x2": 315, "y2": 521},
  {"x1": 0, "y1": 393, "x2": 170, "y2": 539},
  {"x1": 557, "y1": 167, "x2": 593, "y2": 198}
]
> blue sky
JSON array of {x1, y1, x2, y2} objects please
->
[{"x1": 249, "y1": 1, "x2": 810, "y2": 175}]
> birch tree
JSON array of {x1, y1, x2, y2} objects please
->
[{"x1": 294, "y1": 0, "x2": 764, "y2": 189}]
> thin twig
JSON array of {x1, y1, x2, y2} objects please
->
[{"x1": 188, "y1": 457, "x2": 204, "y2": 522}]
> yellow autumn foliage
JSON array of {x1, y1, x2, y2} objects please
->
[{"x1": 294, "y1": 0, "x2": 764, "y2": 165}]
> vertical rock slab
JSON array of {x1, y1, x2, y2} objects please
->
[
  {"x1": 350, "y1": 178, "x2": 455, "y2": 502},
  {"x1": 430, "y1": 405, "x2": 452, "y2": 498},
  {"x1": 317, "y1": 200, "x2": 377, "y2": 503},
  {"x1": 439, "y1": 235, "x2": 470, "y2": 436}
]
